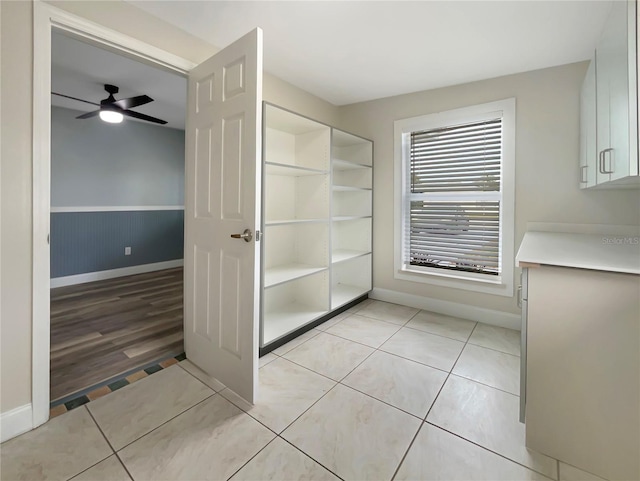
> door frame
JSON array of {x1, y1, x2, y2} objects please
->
[{"x1": 32, "y1": 1, "x2": 197, "y2": 428}]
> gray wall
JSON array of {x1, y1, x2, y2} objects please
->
[
  {"x1": 50, "y1": 210, "x2": 184, "y2": 277},
  {"x1": 51, "y1": 106, "x2": 185, "y2": 278},
  {"x1": 51, "y1": 106, "x2": 185, "y2": 207}
]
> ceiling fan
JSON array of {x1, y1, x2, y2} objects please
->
[{"x1": 52, "y1": 84, "x2": 167, "y2": 125}]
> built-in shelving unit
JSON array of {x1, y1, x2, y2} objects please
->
[
  {"x1": 261, "y1": 104, "x2": 372, "y2": 349},
  {"x1": 330, "y1": 129, "x2": 373, "y2": 310}
]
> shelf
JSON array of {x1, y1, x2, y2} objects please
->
[
  {"x1": 266, "y1": 162, "x2": 328, "y2": 177},
  {"x1": 265, "y1": 264, "x2": 327, "y2": 288},
  {"x1": 332, "y1": 249, "x2": 371, "y2": 264},
  {"x1": 332, "y1": 216, "x2": 371, "y2": 222},
  {"x1": 266, "y1": 218, "x2": 329, "y2": 226},
  {"x1": 331, "y1": 284, "x2": 370, "y2": 310},
  {"x1": 332, "y1": 185, "x2": 372, "y2": 192},
  {"x1": 263, "y1": 303, "x2": 328, "y2": 344},
  {"x1": 332, "y1": 159, "x2": 371, "y2": 171}
]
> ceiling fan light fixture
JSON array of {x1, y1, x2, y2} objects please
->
[{"x1": 99, "y1": 109, "x2": 124, "y2": 123}]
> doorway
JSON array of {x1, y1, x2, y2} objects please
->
[
  {"x1": 32, "y1": 3, "x2": 196, "y2": 427},
  {"x1": 33, "y1": 3, "x2": 262, "y2": 430},
  {"x1": 48, "y1": 31, "x2": 188, "y2": 405}
]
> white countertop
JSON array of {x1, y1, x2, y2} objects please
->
[{"x1": 516, "y1": 231, "x2": 640, "y2": 275}]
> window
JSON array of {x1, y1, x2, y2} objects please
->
[{"x1": 394, "y1": 99, "x2": 515, "y2": 297}]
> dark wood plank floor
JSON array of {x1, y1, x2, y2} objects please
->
[{"x1": 50, "y1": 267, "x2": 184, "y2": 401}]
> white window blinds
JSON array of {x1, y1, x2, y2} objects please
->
[{"x1": 405, "y1": 117, "x2": 503, "y2": 276}]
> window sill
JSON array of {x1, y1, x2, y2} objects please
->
[{"x1": 395, "y1": 267, "x2": 514, "y2": 297}]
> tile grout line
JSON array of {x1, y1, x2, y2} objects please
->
[
  {"x1": 111, "y1": 392, "x2": 216, "y2": 454},
  {"x1": 423, "y1": 322, "x2": 478, "y2": 423},
  {"x1": 278, "y1": 435, "x2": 346, "y2": 481},
  {"x1": 387, "y1": 321, "x2": 478, "y2": 481},
  {"x1": 176, "y1": 361, "x2": 226, "y2": 392},
  {"x1": 84, "y1": 405, "x2": 117, "y2": 454},
  {"x1": 423, "y1": 421, "x2": 557, "y2": 481},
  {"x1": 417, "y1": 317, "x2": 559, "y2": 481},
  {"x1": 223, "y1": 436, "x2": 280, "y2": 481},
  {"x1": 448, "y1": 372, "x2": 520, "y2": 397},
  {"x1": 218, "y1": 379, "x2": 346, "y2": 480},
  {"x1": 389, "y1": 420, "x2": 427, "y2": 481},
  {"x1": 113, "y1": 453, "x2": 135, "y2": 481},
  {"x1": 63, "y1": 406, "x2": 126, "y2": 481},
  {"x1": 331, "y1": 306, "x2": 430, "y2": 481}
]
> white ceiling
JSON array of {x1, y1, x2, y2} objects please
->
[
  {"x1": 51, "y1": 32, "x2": 187, "y2": 129},
  {"x1": 52, "y1": 1, "x2": 613, "y2": 120},
  {"x1": 128, "y1": 0, "x2": 613, "y2": 106}
]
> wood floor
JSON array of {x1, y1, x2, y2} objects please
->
[{"x1": 50, "y1": 267, "x2": 184, "y2": 401}]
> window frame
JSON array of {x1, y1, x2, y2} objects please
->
[{"x1": 393, "y1": 98, "x2": 516, "y2": 297}]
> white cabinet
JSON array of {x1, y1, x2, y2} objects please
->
[
  {"x1": 523, "y1": 266, "x2": 639, "y2": 481},
  {"x1": 579, "y1": 60, "x2": 597, "y2": 187},
  {"x1": 580, "y1": 0, "x2": 638, "y2": 188},
  {"x1": 516, "y1": 231, "x2": 640, "y2": 480},
  {"x1": 261, "y1": 104, "x2": 373, "y2": 351}
]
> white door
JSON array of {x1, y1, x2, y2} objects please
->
[{"x1": 184, "y1": 28, "x2": 263, "y2": 403}]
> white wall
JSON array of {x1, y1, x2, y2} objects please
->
[
  {"x1": 338, "y1": 62, "x2": 640, "y2": 316},
  {"x1": 1, "y1": 0, "x2": 33, "y2": 417}
]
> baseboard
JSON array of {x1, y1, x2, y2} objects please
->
[
  {"x1": 369, "y1": 288, "x2": 521, "y2": 330},
  {"x1": 0, "y1": 404, "x2": 33, "y2": 443},
  {"x1": 51, "y1": 205, "x2": 185, "y2": 213},
  {"x1": 50, "y1": 259, "x2": 184, "y2": 288}
]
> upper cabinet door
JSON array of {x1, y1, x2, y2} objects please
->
[
  {"x1": 580, "y1": 57, "x2": 597, "y2": 188},
  {"x1": 596, "y1": 0, "x2": 638, "y2": 182},
  {"x1": 184, "y1": 28, "x2": 263, "y2": 403}
]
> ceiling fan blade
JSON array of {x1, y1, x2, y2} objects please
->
[
  {"x1": 112, "y1": 95, "x2": 153, "y2": 110},
  {"x1": 121, "y1": 109, "x2": 167, "y2": 125},
  {"x1": 76, "y1": 110, "x2": 101, "y2": 119},
  {"x1": 52, "y1": 92, "x2": 100, "y2": 106}
]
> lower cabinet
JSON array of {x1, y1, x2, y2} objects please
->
[
  {"x1": 522, "y1": 265, "x2": 639, "y2": 480},
  {"x1": 260, "y1": 103, "x2": 373, "y2": 353}
]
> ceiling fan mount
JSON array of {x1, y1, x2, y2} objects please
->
[
  {"x1": 101, "y1": 84, "x2": 119, "y2": 106},
  {"x1": 51, "y1": 84, "x2": 168, "y2": 125}
]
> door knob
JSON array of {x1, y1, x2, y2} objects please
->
[{"x1": 230, "y1": 228, "x2": 253, "y2": 242}]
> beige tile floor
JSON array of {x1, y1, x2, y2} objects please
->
[{"x1": 1, "y1": 300, "x2": 608, "y2": 481}]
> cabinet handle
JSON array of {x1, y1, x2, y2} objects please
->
[
  {"x1": 579, "y1": 165, "x2": 588, "y2": 183},
  {"x1": 599, "y1": 148, "x2": 615, "y2": 174},
  {"x1": 517, "y1": 285, "x2": 523, "y2": 308},
  {"x1": 602, "y1": 148, "x2": 614, "y2": 174}
]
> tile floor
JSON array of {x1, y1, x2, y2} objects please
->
[{"x1": 1, "y1": 300, "x2": 607, "y2": 481}]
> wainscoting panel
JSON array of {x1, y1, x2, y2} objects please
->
[{"x1": 51, "y1": 210, "x2": 184, "y2": 278}]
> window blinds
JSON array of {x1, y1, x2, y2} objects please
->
[{"x1": 407, "y1": 118, "x2": 502, "y2": 276}]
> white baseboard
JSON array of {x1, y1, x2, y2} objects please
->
[
  {"x1": 50, "y1": 259, "x2": 184, "y2": 288},
  {"x1": 1, "y1": 404, "x2": 33, "y2": 443},
  {"x1": 50, "y1": 205, "x2": 185, "y2": 213},
  {"x1": 369, "y1": 288, "x2": 521, "y2": 331}
]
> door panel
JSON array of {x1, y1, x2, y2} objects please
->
[{"x1": 184, "y1": 28, "x2": 262, "y2": 403}]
